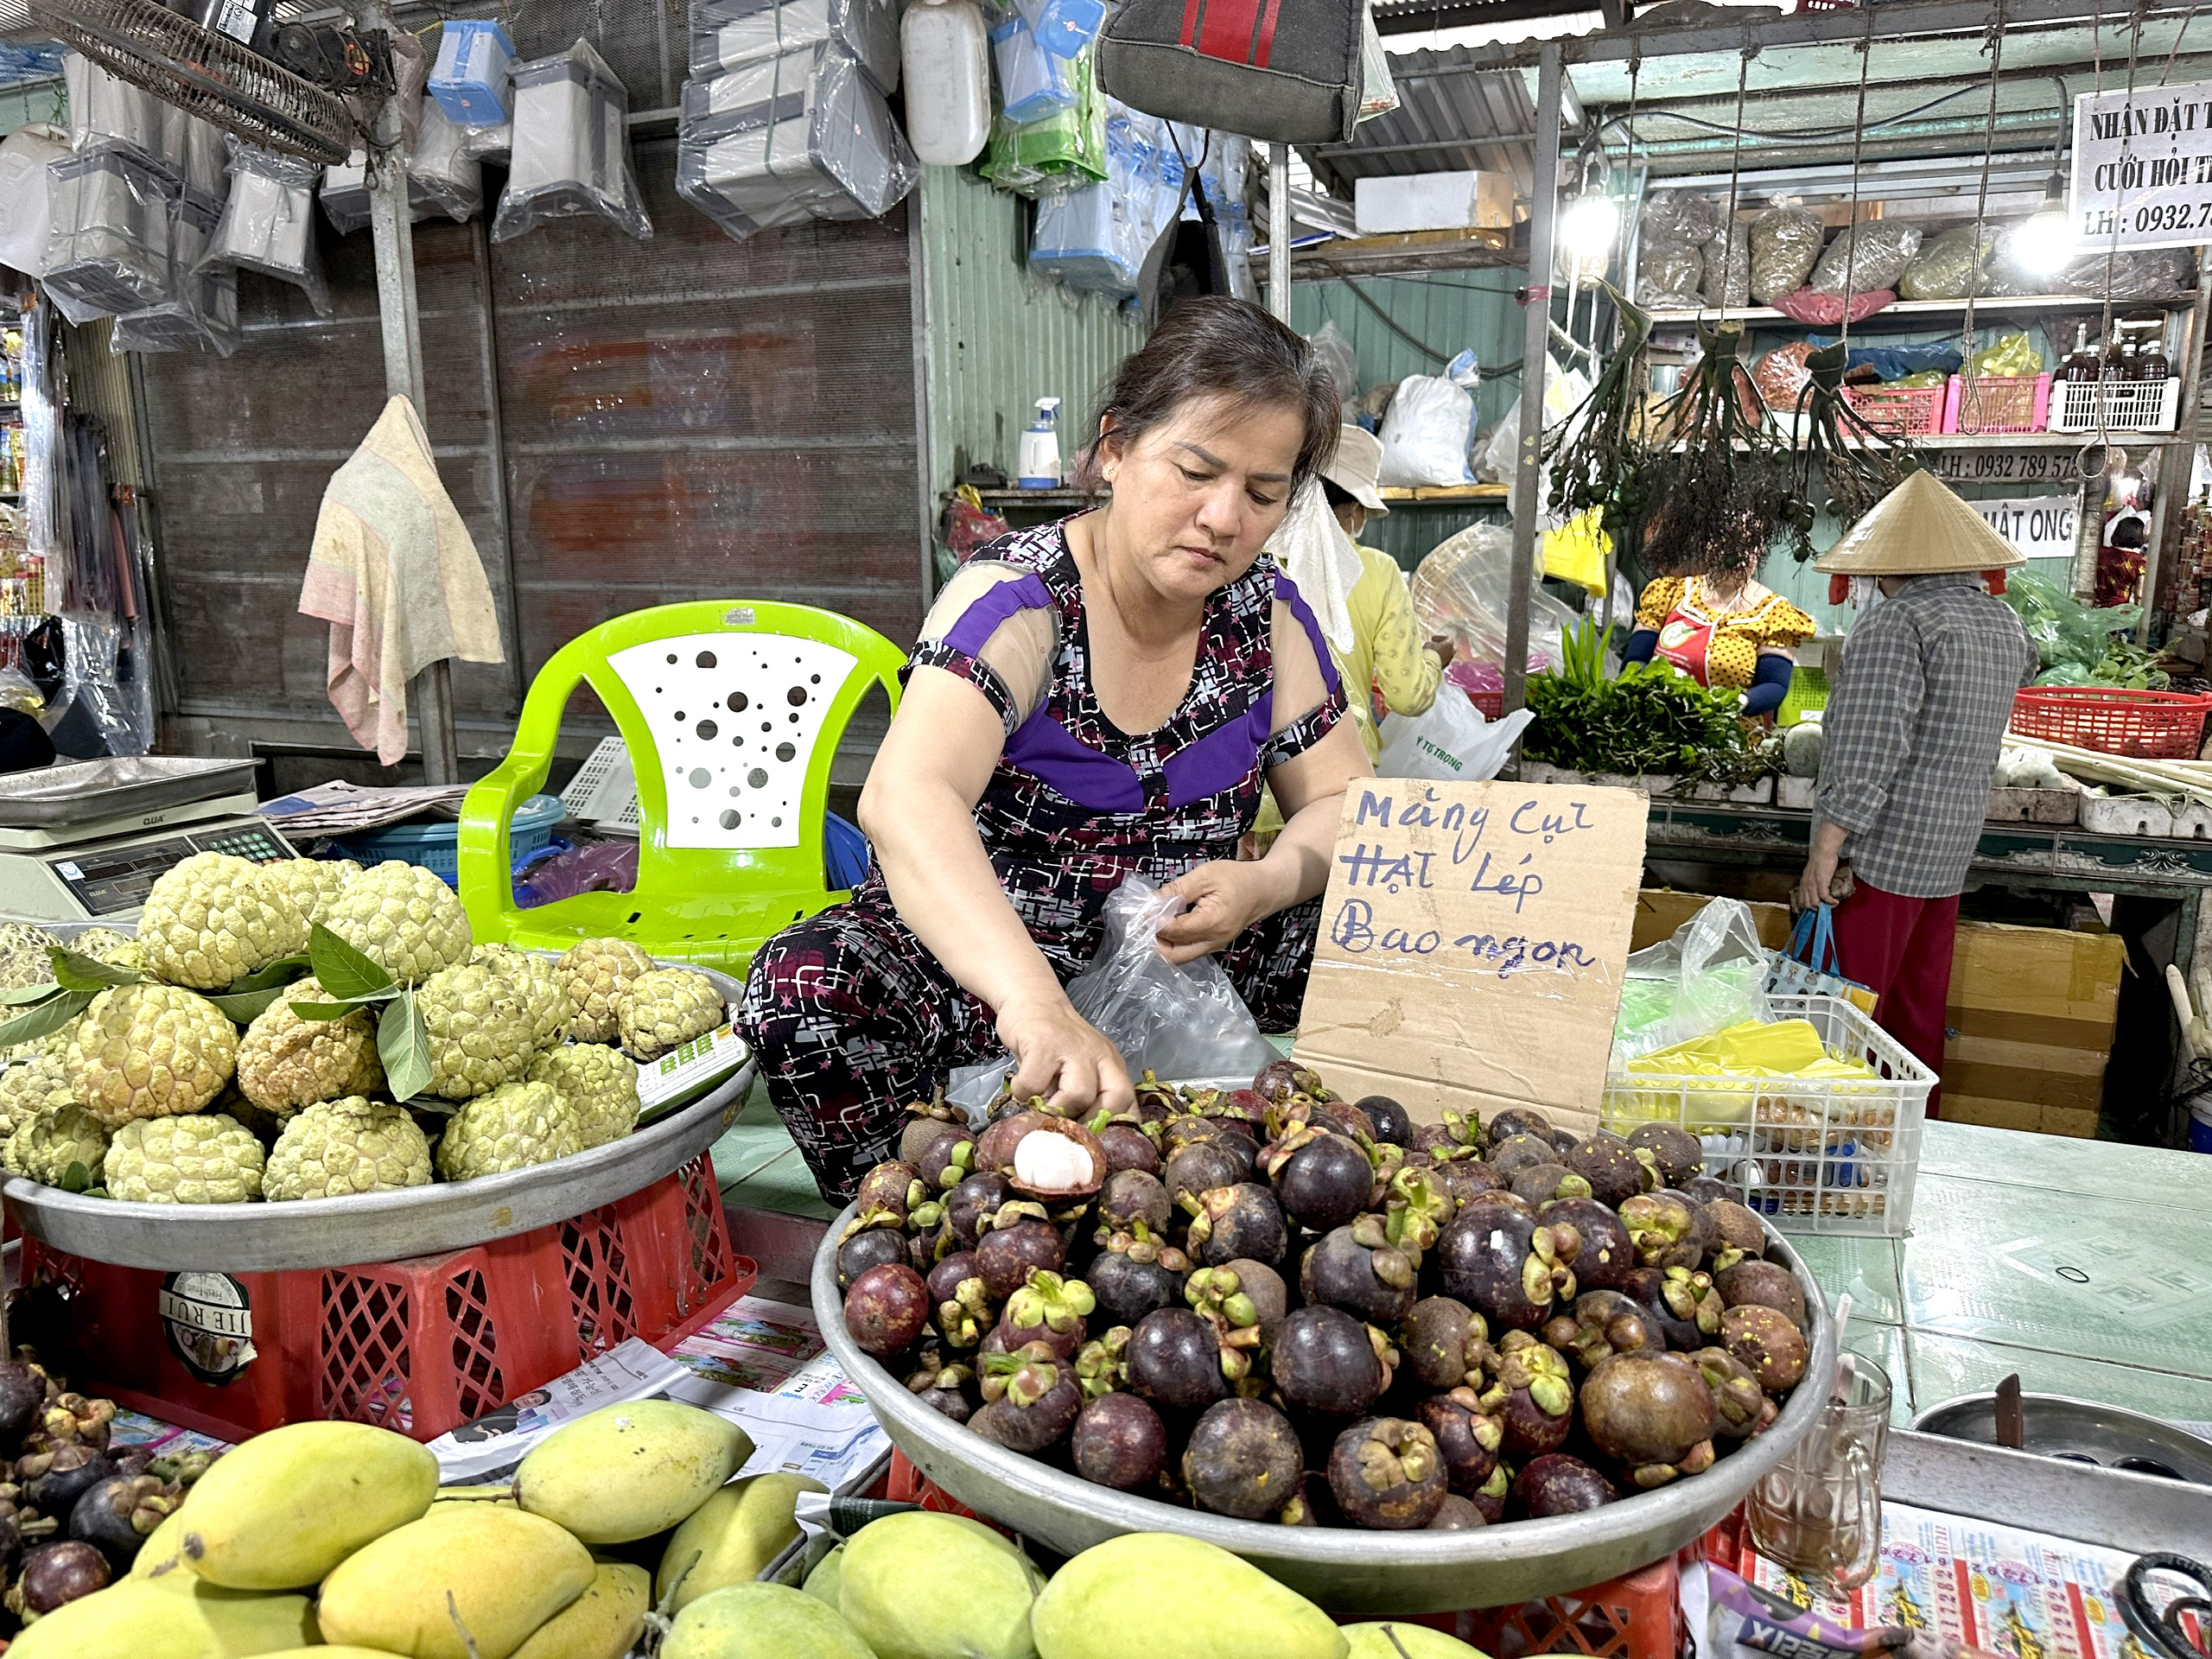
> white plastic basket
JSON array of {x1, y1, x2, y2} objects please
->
[
  {"x1": 2048, "y1": 375, "x2": 2182, "y2": 433},
  {"x1": 1599, "y1": 994, "x2": 1932, "y2": 1236}
]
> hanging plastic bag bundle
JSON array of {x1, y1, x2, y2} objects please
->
[
  {"x1": 692, "y1": 0, "x2": 903, "y2": 93},
  {"x1": 980, "y1": 35, "x2": 1106, "y2": 195},
  {"x1": 64, "y1": 52, "x2": 162, "y2": 162},
  {"x1": 112, "y1": 191, "x2": 240, "y2": 357},
  {"x1": 0, "y1": 124, "x2": 67, "y2": 277},
  {"x1": 1702, "y1": 218, "x2": 1751, "y2": 307},
  {"x1": 1808, "y1": 220, "x2": 1922, "y2": 296},
  {"x1": 207, "y1": 138, "x2": 333, "y2": 318},
  {"x1": 1898, "y1": 220, "x2": 1999, "y2": 300},
  {"x1": 1376, "y1": 373, "x2": 1473, "y2": 487},
  {"x1": 40, "y1": 145, "x2": 175, "y2": 324},
  {"x1": 1749, "y1": 204, "x2": 1823, "y2": 303},
  {"x1": 493, "y1": 40, "x2": 653, "y2": 242}
]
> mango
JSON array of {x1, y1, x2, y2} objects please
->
[
  {"x1": 316, "y1": 1505, "x2": 595, "y2": 1659},
  {"x1": 7, "y1": 1576, "x2": 317, "y2": 1659},
  {"x1": 517, "y1": 1401, "x2": 753, "y2": 1544},
  {"x1": 511, "y1": 1562, "x2": 652, "y2": 1659},
  {"x1": 1344, "y1": 1624, "x2": 1495, "y2": 1659},
  {"x1": 839, "y1": 1511, "x2": 1042, "y2": 1659},
  {"x1": 1029, "y1": 1533, "x2": 1346, "y2": 1659},
  {"x1": 803, "y1": 1541, "x2": 845, "y2": 1607},
  {"x1": 255, "y1": 1652, "x2": 397, "y2": 1659},
  {"x1": 664, "y1": 1581, "x2": 880, "y2": 1659},
  {"x1": 175, "y1": 1420, "x2": 437, "y2": 1590},
  {"x1": 431, "y1": 1483, "x2": 520, "y2": 1510},
  {"x1": 132, "y1": 1506, "x2": 191, "y2": 1579},
  {"x1": 658, "y1": 1471, "x2": 823, "y2": 1613}
]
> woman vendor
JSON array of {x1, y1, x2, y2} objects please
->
[
  {"x1": 739, "y1": 299, "x2": 1367, "y2": 1199},
  {"x1": 1624, "y1": 553, "x2": 1814, "y2": 715}
]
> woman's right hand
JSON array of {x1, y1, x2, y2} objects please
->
[{"x1": 997, "y1": 992, "x2": 1135, "y2": 1118}]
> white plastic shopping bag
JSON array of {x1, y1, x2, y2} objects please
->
[
  {"x1": 1375, "y1": 684, "x2": 1532, "y2": 783},
  {"x1": 1376, "y1": 373, "x2": 1473, "y2": 486}
]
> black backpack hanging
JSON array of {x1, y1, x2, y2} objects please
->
[{"x1": 1099, "y1": 0, "x2": 1364, "y2": 144}]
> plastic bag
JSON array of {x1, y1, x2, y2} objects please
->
[
  {"x1": 1376, "y1": 685, "x2": 1533, "y2": 782},
  {"x1": 1899, "y1": 220, "x2": 1998, "y2": 300},
  {"x1": 2053, "y1": 245, "x2": 2195, "y2": 300},
  {"x1": 690, "y1": 0, "x2": 902, "y2": 94},
  {"x1": 992, "y1": 9, "x2": 1076, "y2": 124},
  {"x1": 1805, "y1": 337, "x2": 1961, "y2": 383},
  {"x1": 41, "y1": 145, "x2": 174, "y2": 325},
  {"x1": 1772, "y1": 287, "x2": 1893, "y2": 326},
  {"x1": 0, "y1": 124, "x2": 67, "y2": 276},
  {"x1": 2002, "y1": 563, "x2": 2139, "y2": 673},
  {"x1": 1634, "y1": 238, "x2": 1704, "y2": 308},
  {"x1": 1640, "y1": 189, "x2": 1719, "y2": 246},
  {"x1": 1749, "y1": 205, "x2": 1823, "y2": 304},
  {"x1": 1969, "y1": 331, "x2": 2041, "y2": 378},
  {"x1": 1410, "y1": 524, "x2": 1580, "y2": 672},
  {"x1": 1752, "y1": 341, "x2": 1815, "y2": 413},
  {"x1": 1808, "y1": 221, "x2": 1922, "y2": 296},
  {"x1": 1701, "y1": 219, "x2": 1750, "y2": 307},
  {"x1": 1376, "y1": 373, "x2": 1472, "y2": 487},
  {"x1": 493, "y1": 40, "x2": 652, "y2": 243},
  {"x1": 1309, "y1": 319, "x2": 1359, "y2": 410},
  {"x1": 208, "y1": 139, "x2": 332, "y2": 317},
  {"x1": 981, "y1": 39, "x2": 1107, "y2": 197},
  {"x1": 1473, "y1": 404, "x2": 1517, "y2": 484},
  {"x1": 1541, "y1": 507, "x2": 1610, "y2": 597},
  {"x1": 1357, "y1": 7, "x2": 1398, "y2": 123},
  {"x1": 947, "y1": 876, "x2": 1278, "y2": 1110},
  {"x1": 1612, "y1": 896, "x2": 1776, "y2": 1062}
]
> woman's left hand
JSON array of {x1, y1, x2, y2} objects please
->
[{"x1": 1155, "y1": 861, "x2": 1280, "y2": 964}]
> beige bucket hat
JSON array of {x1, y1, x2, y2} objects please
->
[
  {"x1": 1812, "y1": 469, "x2": 2025, "y2": 575},
  {"x1": 1320, "y1": 424, "x2": 1389, "y2": 514}
]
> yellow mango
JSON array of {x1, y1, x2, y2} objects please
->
[
  {"x1": 664, "y1": 1582, "x2": 880, "y2": 1659},
  {"x1": 840, "y1": 1511, "x2": 1041, "y2": 1659},
  {"x1": 1029, "y1": 1533, "x2": 1345, "y2": 1659},
  {"x1": 803, "y1": 1541, "x2": 845, "y2": 1607},
  {"x1": 510, "y1": 1562, "x2": 652, "y2": 1659},
  {"x1": 131, "y1": 1507, "x2": 191, "y2": 1579},
  {"x1": 656, "y1": 1471, "x2": 822, "y2": 1614},
  {"x1": 176, "y1": 1420, "x2": 437, "y2": 1590},
  {"x1": 316, "y1": 1505, "x2": 595, "y2": 1659},
  {"x1": 1344, "y1": 1625, "x2": 1496, "y2": 1659},
  {"x1": 8, "y1": 1576, "x2": 317, "y2": 1659},
  {"x1": 516, "y1": 1400, "x2": 752, "y2": 1544},
  {"x1": 431, "y1": 1483, "x2": 520, "y2": 1509}
]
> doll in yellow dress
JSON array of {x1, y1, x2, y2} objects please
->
[{"x1": 1624, "y1": 560, "x2": 1815, "y2": 717}]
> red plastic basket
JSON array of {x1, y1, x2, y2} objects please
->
[
  {"x1": 1842, "y1": 382, "x2": 1946, "y2": 437},
  {"x1": 21, "y1": 1154, "x2": 753, "y2": 1445},
  {"x1": 1942, "y1": 372, "x2": 2050, "y2": 435},
  {"x1": 2010, "y1": 685, "x2": 2212, "y2": 759}
]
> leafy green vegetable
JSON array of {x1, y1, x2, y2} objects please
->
[{"x1": 1524, "y1": 620, "x2": 1765, "y2": 779}]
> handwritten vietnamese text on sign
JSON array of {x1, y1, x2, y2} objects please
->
[
  {"x1": 1970, "y1": 494, "x2": 2078, "y2": 560},
  {"x1": 1292, "y1": 779, "x2": 1648, "y2": 1135},
  {"x1": 2069, "y1": 79, "x2": 2212, "y2": 252}
]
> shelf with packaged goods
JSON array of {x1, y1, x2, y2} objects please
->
[
  {"x1": 1259, "y1": 228, "x2": 1528, "y2": 283},
  {"x1": 1644, "y1": 293, "x2": 2199, "y2": 327}
]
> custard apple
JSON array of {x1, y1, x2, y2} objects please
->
[
  {"x1": 0, "y1": 923, "x2": 61, "y2": 989},
  {"x1": 67, "y1": 982, "x2": 240, "y2": 1128},
  {"x1": 138, "y1": 852, "x2": 310, "y2": 989},
  {"x1": 474, "y1": 946, "x2": 577, "y2": 1048},
  {"x1": 558, "y1": 938, "x2": 655, "y2": 1045},
  {"x1": 418, "y1": 955, "x2": 560, "y2": 1102},
  {"x1": 615, "y1": 968, "x2": 726, "y2": 1061},
  {"x1": 322, "y1": 861, "x2": 473, "y2": 984},
  {"x1": 0, "y1": 1042, "x2": 73, "y2": 1135},
  {"x1": 4, "y1": 1104, "x2": 110, "y2": 1185},
  {"x1": 528, "y1": 1043, "x2": 640, "y2": 1150},
  {"x1": 264, "y1": 857, "x2": 363, "y2": 926},
  {"x1": 234, "y1": 976, "x2": 385, "y2": 1119},
  {"x1": 105, "y1": 1114, "x2": 265, "y2": 1204},
  {"x1": 434, "y1": 1080, "x2": 582, "y2": 1180},
  {"x1": 264, "y1": 1096, "x2": 435, "y2": 1200},
  {"x1": 70, "y1": 927, "x2": 145, "y2": 972}
]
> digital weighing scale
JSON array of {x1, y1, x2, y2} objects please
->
[{"x1": 0, "y1": 757, "x2": 296, "y2": 923}]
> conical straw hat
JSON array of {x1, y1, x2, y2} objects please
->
[{"x1": 1812, "y1": 469, "x2": 2025, "y2": 575}]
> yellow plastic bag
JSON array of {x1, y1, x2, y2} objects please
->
[
  {"x1": 1541, "y1": 508, "x2": 1611, "y2": 598},
  {"x1": 1969, "y1": 332, "x2": 2043, "y2": 378}
]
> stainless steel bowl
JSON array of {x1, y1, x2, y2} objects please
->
[
  {"x1": 1912, "y1": 1392, "x2": 2212, "y2": 1485},
  {"x1": 812, "y1": 1205, "x2": 1835, "y2": 1613}
]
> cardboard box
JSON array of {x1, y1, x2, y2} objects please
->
[
  {"x1": 1944, "y1": 920, "x2": 2124, "y2": 1050},
  {"x1": 1354, "y1": 170, "x2": 1517, "y2": 235},
  {"x1": 1940, "y1": 1093, "x2": 2101, "y2": 1139},
  {"x1": 1941, "y1": 1033, "x2": 2107, "y2": 1114},
  {"x1": 1631, "y1": 890, "x2": 1792, "y2": 953}
]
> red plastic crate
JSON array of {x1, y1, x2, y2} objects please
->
[
  {"x1": 1842, "y1": 382, "x2": 1946, "y2": 438},
  {"x1": 2010, "y1": 685, "x2": 2212, "y2": 759},
  {"x1": 1942, "y1": 372, "x2": 2050, "y2": 435},
  {"x1": 20, "y1": 1154, "x2": 753, "y2": 1445}
]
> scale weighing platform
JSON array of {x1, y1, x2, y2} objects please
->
[{"x1": 0, "y1": 757, "x2": 296, "y2": 922}]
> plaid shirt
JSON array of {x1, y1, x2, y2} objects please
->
[{"x1": 1815, "y1": 573, "x2": 2037, "y2": 898}]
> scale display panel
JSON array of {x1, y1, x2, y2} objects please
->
[{"x1": 45, "y1": 821, "x2": 296, "y2": 918}]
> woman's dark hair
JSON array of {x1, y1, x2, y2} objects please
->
[{"x1": 1082, "y1": 296, "x2": 1340, "y2": 492}]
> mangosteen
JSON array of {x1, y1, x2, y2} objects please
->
[
  {"x1": 1429, "y1": 1158, "x2": 1505, "y2": 1207},
  {"x1": 1253, "y1": 1058, "x2": 1330, "y2": 1105},
  {"x1": 837, "y1": 1228, "x2": 911, "y2": 1290},
  {"x1": 1538, "y1": 1197, "x2": 1636, "y2": 1292},
  {"x1": 1073, "y1": 1325, "x2": 1132, "y2": 1397},
  {"x1": 1543, "y1": 1289, "x2": 1669, "y2": 1372},
  {"x1": 1402, "y1": 1297, "x2": 1493, "y2": 1393},
  {"x1": 1276, "y1": 1472, "x2": 1330, "y2": 1527},
  {"x1": 1182, "y1": 1265, "x2": 1268, "y2": 1376},
  {"x1": 1183, "y1": 1398, "x2": 1303, "y2": 1521},
  {"x1": 1163, "y1": 1141, "x2": 1249, "y2": 1209},
  {"x1": 1159, "y1": 1114, "x2": 1247, "y2": 1162},
  {"x1": 1618, "y1": 1192, "x2": 1703, "y2": 1270},
  {"x1": 11, "y1": 1539, "x2": 108, "y2": 1618},
  {"x1": 996, "y1": 1270, "x2": 1095, "y2": 1360},
  {"x1": 976, "y1": 1208, "x2": 1066, "y2": 1300},
  {"x1": 844, "y1": 1264, "x2": 931, "y2": 1360},
  {"x1": 1088, "y1": 1230, "x2": 1190, "y2": 1328},
  {"x1": 928, "y1": 1254, "x2": 993, "y2": 1348},
  {"x1": 1580, "y1": 1351, "x2": 1718, "y2": 1488},
  {"x1": 1127, "y1": 1308, "x2": 1231, "y2": 1413},
  {"x1": 1300, "y1": 1218, "x2": 1417, "y2": 1326},
  {"x1": 1071, "y1": 1393, "x2": 1168, "y2": 1491},
  {"x1": 1487, "y1": 1107, "x2": 1556, "y2": 1146},
  {"x1": 1625, "y1": 1122, "x2": 1703, "y2": 1187},
  {"x1": 1184, "y1": 1183, "x2": 1288, "y2": 1268},
  {"x1": 1416, "y1": 1387, "x2": 1504, "y2": 1497},
  {"x1": 1357, "y1": 1095, "x2": 1413, "y2": 1147},
  {"x1": 1382, "y1": 1166, "x2": 1452, "y2": 1255},
  {"x1": 1458, "y1": 1188, "x2": 1535, "y2": 1224},
  {"x1": 1485, "y1": 1133, "x2": 1557, "y2": 1181},
  {"x1": 981, "y1": 1112, "x2": 1109, "y2": 1205},
  {"x1": 1429, "y1": 1494, "x2": 1486, "y2": 1529},
  {"x1": 1721, "y1": 1305, "x2": 1808, "y2": 1391},
  {"x1": 1683, "y1": 1174, "x2": 1735, "y2": 1206},
  {"x1": 1471, "y1": 1464, "x2": 1510, "y2": 1523},
  {"x1": 908, "y1": 1122, "x2": 978, "y2": 1192},
  {"x1": 1311, "y1": 1099, "x2": 1378, "y2": 1144},
  {"x1": 946, "y1": 1173, "x2": 1014, "y2": 1247},
  {"x1": 1271, "y1": 1305, "x2": 1389, "y2": 1421},
  {"x1": 1630, "y1": 1265, "x2": 1725, "y2": 1351},
  {"x1": 1703, "y1": 1199, "x2": 1769, "y2": 1268},
  {"x1": 1206, "y1": 1087, "x2": 1273, "y2": 1130},
  {"x1": 1716, "y1": 1259, "x2": 1807, "y2": 1328},
  {"x1": 1482, "y1": 1331, "x2": 1575, "y2": 1460},
  {"x1": 1133, "y1": 1070, "x2": 1183, "y2": 1122},
  {"x1": 1096, "y1": 1170, "x2": 1173, "y2": 1240},
  {"x1": 1218, "y1": 1259, "x2": 1288, "y2": 1344},
  {"x1": 1690, "y1": 1347, "x2": 1773, "y2": 1440},
  {"x1": 970, "y1": 1345, "x2": 1084, "y2": 1452},
  {"x1": 1565, "y1": 1132, "x2": 1649, "y2": 1208},
  {"x1": 1326, "y1": 1418, "x2": 1447, "y2": 1529},
  {"x1": 906, "y1": 1218, "x2": 955, "y2": 1274},
  {"x1": 1434, "y1": 1207, "x2": 1576, "y2": 1332},
  {"x1": 899, "y1": 1096, "x2": 970, "y2": 1160},
  {"x1": 1264, "y1": 1128, "x2": 1375, "y2": 1234},
  {"x1": 1514, "y1": 1453, "x2": 1617, "y2": 1516},
  {"x1": 0, "y1": 1363, "x2": 48, "y2": 1448},
  {"x1": 905, "y1": 1351, "x2": 976, "y2": 1423},
  {"x1": 1509, "y1": 1163, "x2": 1592, "y2": 1205},
  {"x1": 1094, "y1": 1122, "x2": 1161, "y2": 1178}
]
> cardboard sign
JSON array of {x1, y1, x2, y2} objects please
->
[{"x1": 1292, "y1": 780, "x2": 1648, "y2": 1135}]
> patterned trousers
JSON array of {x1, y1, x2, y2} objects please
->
[{"x1": 738, "y1": 888, "x2": 1320, "y2": 1200}]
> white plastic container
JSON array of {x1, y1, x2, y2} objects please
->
[
  {"x1": 0, "y1": 124, "x2": 67, "y2": 276},
  {"x1": 1018, "y1": 397, "x2": 1061, "y2": 487},
  {"x1": 899, "y1": 0, "x2": 989, "y2": 167}
]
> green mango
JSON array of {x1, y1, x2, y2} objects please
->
[
  {"x1": 803, "y1": 1542, "x2": 845, "y2": 1607},
  {"x1": 130, "y1": 1507, "x2": 190, "y2": 1580},
  {"x1": 839, "y1": 1511, "x2": 1041, "y2": 1659},
  {"x1": 1343, "y1": 1624, "x2": 1497, "y2": 1659},
  {"x1": 511, "y1": 1562, "x2": 652, "y2": 1659},
  {"x1": 664, "y1": 1582, "x2": 880, "y2": 1659},
  {"x1": 175, "y1": 1420, "x2": 438, "y2": 1590},
  {"x1": 316, "y1": 1505, "x2": 596, "y2": 1659},
  {"x1": 657, "y1": 1471, "x2": 823, "y2": 1614},
  {"x1": 8, "y1": 1577, "x2": 318, "y2": 1659},
  {"x1": 516, "y1": 1402, "x2": 752, "y2": 1544},
  {"x1": 1029, "y1": 1533, "x2": 1345, "y2": 1659}
]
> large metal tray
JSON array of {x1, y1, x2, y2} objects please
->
[
  {"x1": 812, "y1": 1205, "x2": 1836, "y2": 1613},
  {"x1": 0, "y1": 757, "x2": 260, "y2": 828},
  {"x1": 1912, "y1": 1392, "x2": 2212, "y2": 1486}
]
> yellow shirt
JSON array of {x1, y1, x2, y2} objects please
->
[
  {"x1": 1342, "y1": 544, "x2": 1442, "y2": 763},
  {"x1": 1633, "y1": 575, "x2": 1815, "y2": 693}
]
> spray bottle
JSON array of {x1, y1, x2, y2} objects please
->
[{"x1": 1018, "y1": 397, "x2": 1063, "y2": 489}]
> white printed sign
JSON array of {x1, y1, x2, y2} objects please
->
[
  {"x1": 1970, "y1": 493, "x2": 2079, "y2": 559},
  {"x1": 2070, "y1": 79, "x2": 2212, "y2": 251}
]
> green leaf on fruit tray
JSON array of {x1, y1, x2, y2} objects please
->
[
  {"x1": 210, "y1": 985, "x2": 298, "y2": 1025},
  {"x1": 378, "y1": 992, "x2": 432, "y2": 1103},
  {"x1": 224, "y1": 956, "x2": 310, "y2": 994},
  {"x1": 0, "y1": 982, "x2": 59, "y2": 1006},
  {"x1": 0, "y1": 990, "x2": 95, "y2": 1048},
  {"x1": 287, "y1": 1001, "x2": 358, "y2": 1022},
  {"x1": 48, "y1": 948, "x2": 140, "y2": 993},
  {"x1": 308, "y1": 923, "x2": 397, "y2": 1003}
]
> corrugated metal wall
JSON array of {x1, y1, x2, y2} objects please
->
[{"x1": 917, "y1": 163, "x2": 1141, "y2": 504}]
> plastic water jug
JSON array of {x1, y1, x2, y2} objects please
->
[{"x1": 900, "y1": 0, "x2": 990, "y2": 167}]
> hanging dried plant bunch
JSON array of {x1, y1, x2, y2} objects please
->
[
  {"x1": 1637, "y1": 322, "x2": 1792, "y2": 579},
  {"x1": 1779, "y1": 343, "x2": 1919, "y2": 563},
  {"x1": 1544, "y1": 286, "x2": 1657, "y2": 560}
]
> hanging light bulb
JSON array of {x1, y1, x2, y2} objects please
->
[
  {"x1": 2014, "y1": 167, "x2": 2078, "y2": 279},
  {"x1": 1557, "y1": 191, "x2": 1619, "y2": 281}
]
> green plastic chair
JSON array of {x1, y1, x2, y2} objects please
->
[{"x1": 457, "y1": 600, "x2": 904, "y2": 979}]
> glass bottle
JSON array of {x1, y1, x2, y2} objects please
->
[
  {"x1": 2059, "y1": 322, "x2": 2099, "y2": 382},
  {"x1": 2137, "y1": 327, "x2": 2171, "y2": 382}
]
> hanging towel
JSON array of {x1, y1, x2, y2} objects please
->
[
  {"x1": 299, "y1": 396, "x2": 504, "y2": 765},
  {"x1": 1265, "y1": 480, "x2": 1362, "y2": 662}
]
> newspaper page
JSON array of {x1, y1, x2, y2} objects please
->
[
  {"x1": 664, "y1": 1295, "x2": 889, "y2": 1491},
  {"x1": 427, "y1": 1338, "x2": 687, "y2": 1482}
]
